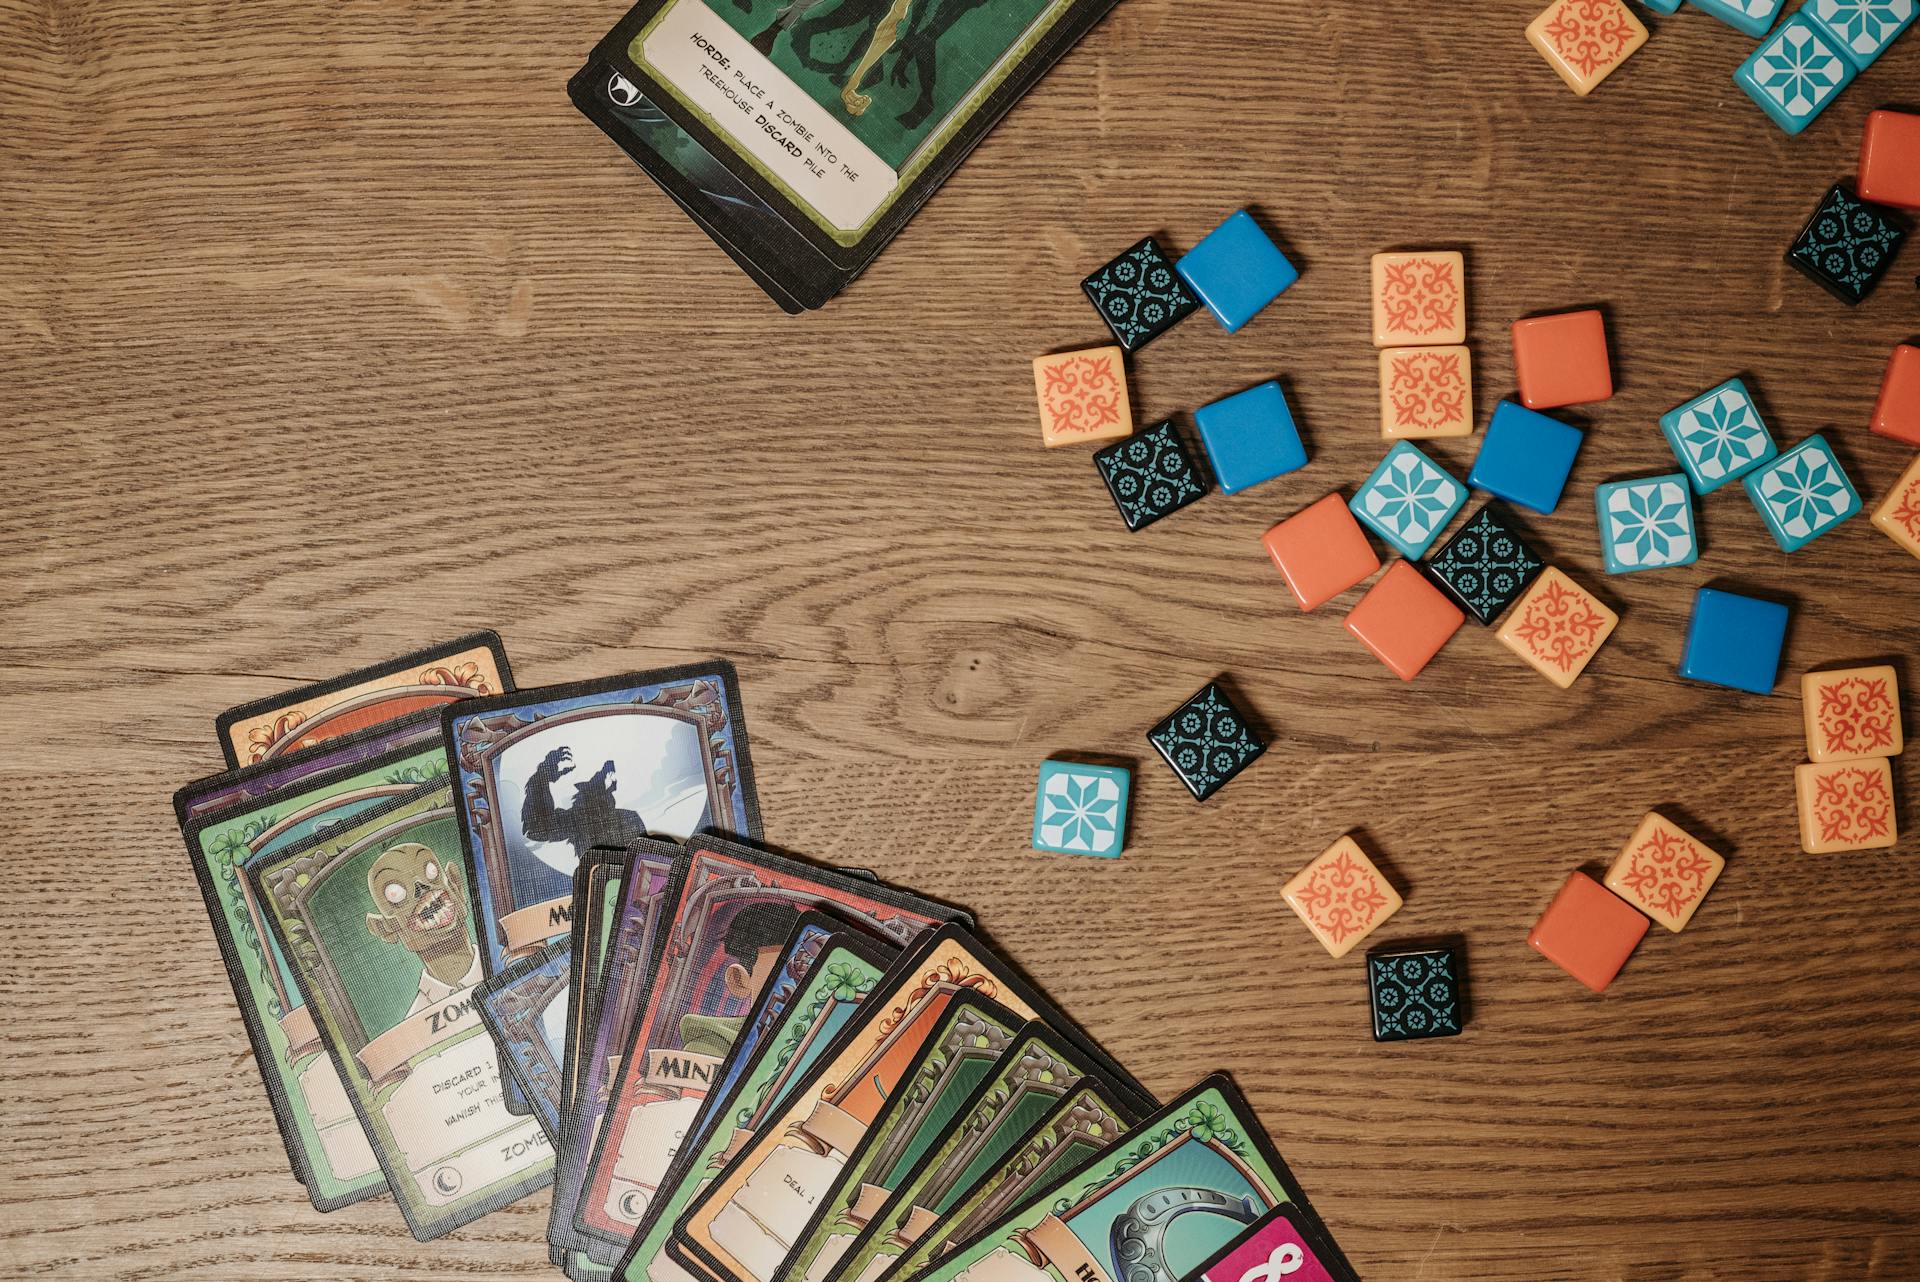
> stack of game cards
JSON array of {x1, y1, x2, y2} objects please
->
[
  {"x1": 568, "y1": 0, "x2": 1126, "y2": 310},
  {"x1": 173, "y1": 633, "x2": 1357, "y2": 1281}
]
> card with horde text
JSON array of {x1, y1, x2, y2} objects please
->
[
  {"x1": 573, "y1": 839, "x2": 967, "y2": 1261},
  {"x1": 173, "y1": 728, "x2": 455, "y2": 1210},
  {"x1": 549, "y1": 842, "x2": 684, "y2": 1263},
  {"x1": 1187, "y1": 1204, "x2": 1349, "y2": 1282},
  {"x1": 445, "y1": 665, "x2": 762, "y2": 992},
  {"x1": 614, "y1": 931, "x2": 902, "y2": 1282},
  {"x1": 672, "y1": 924, "x2": 1140, "y2": 1282},
  {"x1": 901, "y1": 1077, "x2": 1355, "y2": 1282},
  {"x1": 252, "y1": 784, "x2": 553, "y2": 1239},
  {"x1": 216, "y1": 631, "x2": 512, "y2": 768}
]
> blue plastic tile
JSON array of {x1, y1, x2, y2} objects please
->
[
  {"x1": 1350, "y1": 442, "x2": 1467, "y2": 561},
  {"x1": 1175, "y1": 210, "x2": 1299, "y2": 334},
  {"x1": 1735, "y1": 14, "x2": 1856, "y2": 134},
  {"x1": 1743, "y1": 433, "x2": 1862, "y2": 551},
  {"x1": 1595, "y1": 474, "x2": 1699, "y2": 574},
  {"x1": 1805, "y1": 0, "x2": 1917, "y2": 67},
  {"x1": 1193, "y1": 380, "x2": 1308, "y2": 495},
  {"x1": 1679, "y1": 588, "x2": 1790, "y2": 694},
  {"x1": 1659, "y1": 378, "x2": 1778, "y2": 493},
  {"x1": 1468, "y1": 401, "x2": 1584, "y2": 515},
  {"x1": 1643, "y1": 0, "x2": 1683, "y2": 11},
  {"x1": 1031, "y1": 761, "x2": 1129, "y2": 857},
  {"x1": 1689, "y1": 0, "x2": 1787, "y2": 38}
]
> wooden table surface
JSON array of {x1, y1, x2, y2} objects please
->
[{"x1": 4, "y1": 0, "x2": 1918, "y2": 1277}]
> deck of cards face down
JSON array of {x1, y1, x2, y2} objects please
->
[
  {"x1": 569, "y1": 0, "x2": 1127, "y2": 310},
  {"x1": 173, "y1": 632, "x2": 1357, "y2": 1274}
]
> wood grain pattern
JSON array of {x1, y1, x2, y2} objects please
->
[{"x1": 2, "y1": 0, "x2": 1918, "y2": 1276}]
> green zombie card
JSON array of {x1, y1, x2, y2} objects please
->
[{"x1": 252, "y1": 784, "x2": 554, "y2": 1239}]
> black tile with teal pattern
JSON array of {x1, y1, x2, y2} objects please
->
[
  {"x1": 1367, "y1": 945, "x2": 1464, "y2": 1042},
  {"x1": 1787, "y1": 183, "x2": 1908, "y2": 306},
  {"x1": 1147, "y1": 681, "x2": 1265, "y2": 802},
  {"x1": 1423, "y1": 503, "x2": 1544, "y2": 625},
  {"x1": 1082, "y1": 237, "x2": 1200, "y2": 353},
  {"x1": 1094, "y1": 421, "x2": 1210, "y2": 531}
]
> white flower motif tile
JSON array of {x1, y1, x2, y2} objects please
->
[
  {"x1": 1350, "y1": 441, "x2": 1467, "y2": 560},
  {"x1": 1808, "y1": 0, "x2": 1917, "y2": 65},
  {"x1": 1596, "y1": 475, "x2": 1698, "y2": 573},
  {"x1": 1744, "y1": 434, "x2": 1861, "y2": 551},
  {"x1": 1660, "y1": 379, "x2": 1777, "y2": 493},
  {"x1": 1031, "y1": 761, "x2": 1129, "y2": 857},
  {"x1": 1692, "y1": 0, "x2": 1787, "y2": 37},
  {"x1": 1739, "y1": 16, "x2": 1855, "y2": 133}
]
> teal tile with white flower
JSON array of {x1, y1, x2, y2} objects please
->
[
  {"x1": 1806, "y1": 0, "x2": 1916, "y2": 68},
  {"x1": 1596, "y1": 475, "x2": 1699, "y2": 573},
  {"x1": 1031, "y1": 761, "x2": 1129, "y2": 857},
  {"x1": 1690, "y1": 0, "x2": 1787, "y2": 38},
  {"x1": 1659, "y1": 379, "x2": 1778, "y2": 493},
  {"x1": 1743, "y1": 434, "x2": 1861, "y2": 551},
  {"x1": 1735, "y1": 13, "x2": 1856, "y2": 134},
  {"x1": 1349, "y1": 441, "x2": 1467, "y2": 560}
]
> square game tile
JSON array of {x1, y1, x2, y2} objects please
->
[
  {"x1": 1495, "y1": 566, "x2": 1619, "y2": 688},
  {"x1": 1528, "y1": 871, "x2": 1648, "y2": 992},
  {"x1": 1345, "y1": 561, "x2": 1465, "y2": 681},
  {"x1": 1808, "y1": 0, "x2": 1916, "y2": 67},
  {"x1": 1690, "y1": 0, "x2": 1787, "y2": 38},
  {"x1": 1263, "y1": 494, "x2": 1382, "y2": 611},
  {"x1": 1082, "y1": 237, "x2": 1199, "y2": 353},
  {"x1": 1678, "y1": 587, "x2": 1789, "y2": 695},
  {"x1": 1193, "y1": 380, "x2": 1308, "y2": 495},
  {"x1": 1859, "y1": 110, "x2": 1920, "y2": 210},
  {"x1": 1871, "y1": 344, "x2": 1920, "y2": 446},
  {"x1": 1031, "y1": 761, "x2": 1130, "y2": 858},
  {"x1": 1424, "y1": 503, "x2": 1545, "y2": 625},
  {"x1": 1796, "y1": 758, "x2": 1898, "y2": 853},
  {"x1": 1737, "y1": 16, "x2": 1857, "y2": 136},
  {"x1": 1469, "y1": 401, "x2": 1584, "y2": 515},
  {"x1": 1379, "y1": 346, "x2": 1475, "y2": 440},
  {"x1": 1147, "y1": 681, "x2": 1266, "y2": 802},
  {"x1": 1786, "y1": 183, "x2": 1904, "y2": 303},
  {"x1": 1871, "y1": 453, "x2": 1920, "y2": 560},
  {"x1": 1370, "y1": 251, "x2": 1467, "y2": 347},
  {"x1": 1094, "y1": 421, "x2": 1210, "y2": 532},
  {"x1": 1367, "y1": 946, "x2": 1465, "y2": 1042},
  {"x1": 1604, "y1": 813, "x2": 1726, "y2": 932},
  {"x1": 1033, "y1": 346, "x2": 1132, "y2": 449},
  {"x1": 1659, "y1": 378, "x2": 1778, "y2": 493},
  {"x1": 1802, "y1": 665, "x2": 1903, "y2": 761},
  {"x1": 1527, "y1": 0, "x2": 1650, "y2": 95},
  {"x1": 1350, "y1": 442, "x2": 1468, "y2": 561},
  {"x1": 1282, "y1": 835, "x2": 1404, "y2": 959},
  {"x1": 1512, "y1": 309, "x2": 1613, "y2": 410},
  {"x1": 1595, "y1": 474, "x2": 1699, "y2": 574},
  {"x1": 1743, "y1": 434, "x2": 1861, "y2": 552},
  {"x1": 1176, "y1": 210, "x2": 1299, "y2": 333}
]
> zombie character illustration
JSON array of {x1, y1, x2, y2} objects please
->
[
  {"x1": 874, "y1": 0, "x2": 991, "y2": 129},
  {"x1": 364, "y1": 842, "x2": 482, "y2": 1013},
  {"x1": 521, "y1": 746, "x2": 650, "y2": 863},
  {"x1": 676, "y1": 901, "x2": 804, "y2": 1058}
]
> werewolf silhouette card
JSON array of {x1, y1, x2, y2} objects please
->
[
  {"x1": 442, "y1": 664, "x2": 762, "y2": 988},
  {"x1": 251, "y1": 784, "x2": 555, "y2": 1240}
]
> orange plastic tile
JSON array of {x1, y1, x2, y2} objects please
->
[
  {"x1": 1379, "y1": 346, "x2": 1475, "y2": 439},
  {"x1": 1871, "y1": 454, "x2": 1920, "y2": 562},
  {"x1": 1603, "y1": 813, "x2": 1725, "y2": 933},
  {"x1": 1032, "y1": 346, "x2": 1132, "y2": 449},
  {"x1": 1802, "y1": 665, "x2": 1903, "y2": 762},
  {"x1": 1512, "y1": 310, "x2": 1612, "y2": 410},
  {"x1": 1280, "y1": 835, "x2": 1403, "y2": 959},
  {"x1": 1796, "y1": 759, "x2": 1898, "y2": 854},
  {"x1": 1859, "y1": 110, "x2": 1920, "y2": 212},
  {"x1": 1371, "y1": 251, "x2": 1467, "y2": 347},
  {"x1": 1526, "y1": 0, "x2": 1649, "y2": 97},
  {"x1": 1528, "y1": 871, "x2": 1648, "y2": 992},
  {"x1": 1344, "y1": 561, "x2": 1464, "y2": 681},
  {"x1": 1495, "y1": 566, "x2": 1619, "y2": 688},
  {"x1": 1262, "y1": 494, "x2": 1381, "y2": 611},
  {"x1": 1871, "y1": 344, "x2": 1920, "y2": 447}
]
